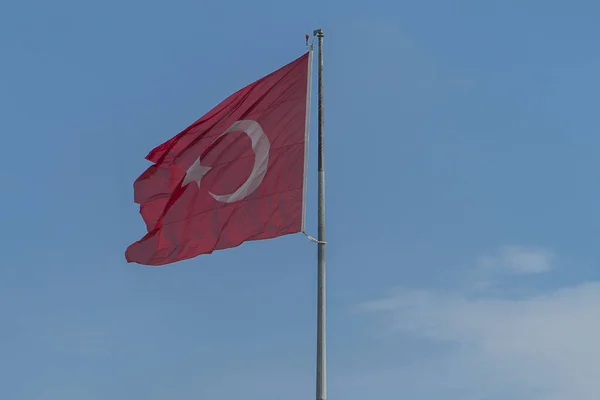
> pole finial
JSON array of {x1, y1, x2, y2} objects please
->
[{"x1": 313, "y1": 28, "x2": 324, "y2": 37}]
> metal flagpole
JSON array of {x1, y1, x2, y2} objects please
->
[{"x1": 314, "y1": 28, "x2": 327, "y2": 400}]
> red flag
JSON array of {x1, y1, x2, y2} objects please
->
[{"x1": 126, "y1": 53, "x2": 311, "y2": 266}]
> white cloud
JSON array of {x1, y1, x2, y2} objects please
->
[
  {"x1": 477, "y1": 245, "x2": 555, "y2": 275},
  {"x1": 360, "y1": 248, "x2": 600, "y2": 400},
  {"x1": 470, "y1": 246, "x2": 556, "y2": 290}
]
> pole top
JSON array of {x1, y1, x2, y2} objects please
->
[{"x1": 313, "y1": 29, "x2": 324, "y2": 37}]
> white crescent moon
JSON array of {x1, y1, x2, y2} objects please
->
[{"x1": 209, "y1": 120, "x2": 270, "y2": 203}]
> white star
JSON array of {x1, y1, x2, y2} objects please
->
[{"x1": 182, "y1": 157, "x2": 212, "y2": 188}]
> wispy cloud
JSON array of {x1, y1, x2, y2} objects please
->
[
  {"x1": 360, "y1": 247, "x2": 600, "y2": 400},
  {"x1": 470, "y1": 245, "x2": 555, "y2": 290},
  {"x1": 477, "y1": 245, "x2": 555, "y2": 275}
]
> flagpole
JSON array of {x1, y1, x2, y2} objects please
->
[{"x1": 314, "y1": 28, "x2": 327, "y2": 400}]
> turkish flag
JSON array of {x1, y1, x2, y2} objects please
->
[{"x1": 126, "y1": 53, "x2": 311, "y2": 266}]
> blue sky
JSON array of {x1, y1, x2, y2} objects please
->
[{"x1": 1, "y1": 0, "x2": 600, "y2": 399}]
